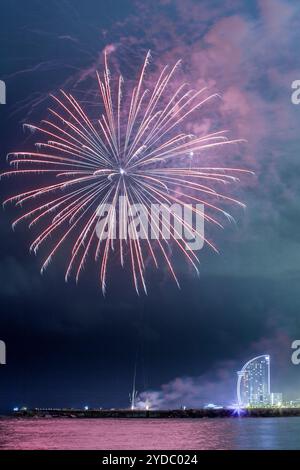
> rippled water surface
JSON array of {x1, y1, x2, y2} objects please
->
[{"x1": 1, "y1": 417, "x2": 300, "y2": 449}]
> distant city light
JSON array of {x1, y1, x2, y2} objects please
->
[
  {"x1": 84, "y1": 406, "x2": 89, "y2": 411},
  {"x1": 13, "y1": 407, "x2": 19, "y2": 412},
  {"x1": 145, "y1": 399, "x2": 151, "y2": 411},
  {"x1": 231, "y1": 405, "x2": 246, "y2": 417}
]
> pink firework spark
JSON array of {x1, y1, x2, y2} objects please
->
[{"x1": 2, "y1": 51, "x2": 250, "y2": 294}]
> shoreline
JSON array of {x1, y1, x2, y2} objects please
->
[{"x1": 7, "y1": 408, "x2": 300, "y2": 419}]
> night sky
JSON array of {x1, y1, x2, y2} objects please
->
[{"x1": 1, "y1": 0, "x2": 300, "y2": 412}]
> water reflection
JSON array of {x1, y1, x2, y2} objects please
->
[{"x1": 0, "y1": 417, "x2": 300, "y2": 450}]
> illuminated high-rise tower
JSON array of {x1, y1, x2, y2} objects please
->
[{"x1": 237, "y1": 355, "x2": 271, "y2": 407}]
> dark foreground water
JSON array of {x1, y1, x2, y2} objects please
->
[{"x1": 1, "y1": 417, "x2": 300, "y2": 450}]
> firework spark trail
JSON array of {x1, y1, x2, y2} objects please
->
[{"x1": 1, "y1": 52, "x2": 250, "y2": 294}]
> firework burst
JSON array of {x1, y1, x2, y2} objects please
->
[{"x1": 2, "y1": 51, "x2": 249, "y2": 294}]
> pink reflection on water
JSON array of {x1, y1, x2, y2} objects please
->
[
  {"x1": 0, "y1": 418, "x2": 237, "y2": 450},
  {"x1": 1, "y1": 417, "x2": 300, "y2": 450}
]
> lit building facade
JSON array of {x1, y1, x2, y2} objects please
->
[
  {"x1": 237, "y1": 355, "x2": 271, "y2": 407},
  {"x1": 270, "y1": 393, "x2": 283, "y2": 406}
]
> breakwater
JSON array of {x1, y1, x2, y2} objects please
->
[{"x1": 11, "y1": 408, "x2": 300, "y2": 419}]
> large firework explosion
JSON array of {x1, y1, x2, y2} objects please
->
[{"x1": 2, "y1": 51, "x2": 249, "y2": 294}]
